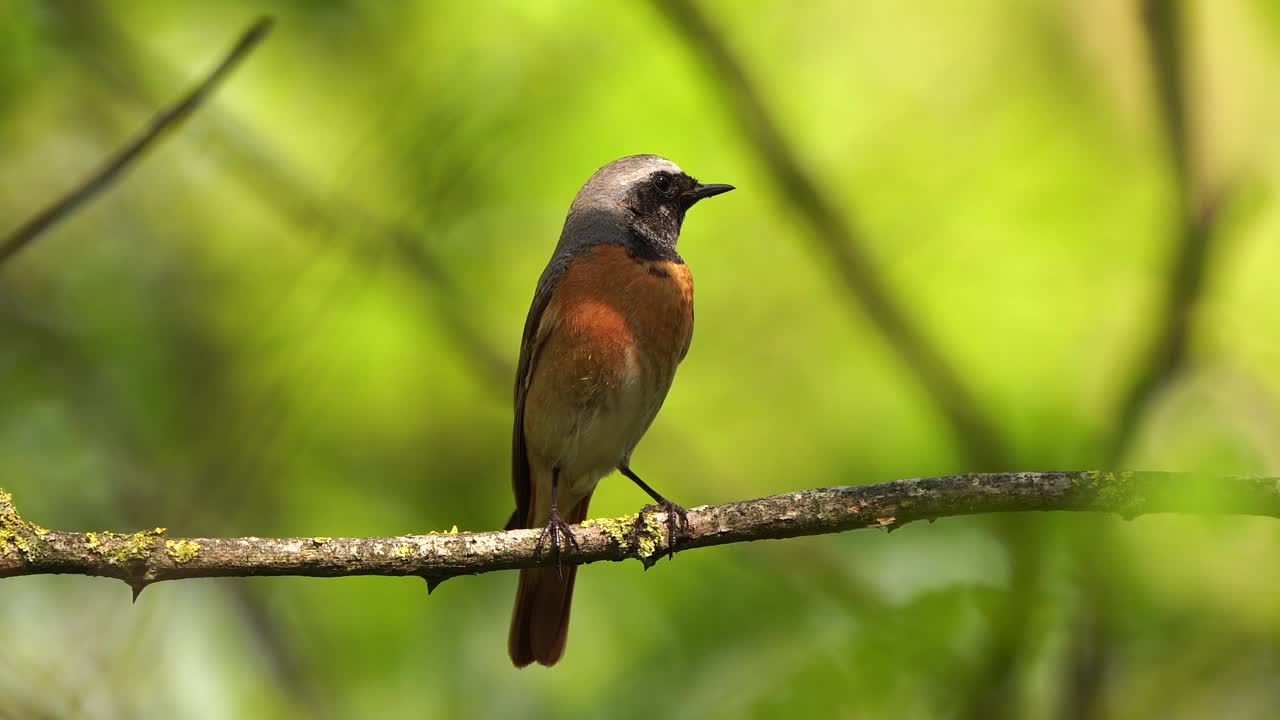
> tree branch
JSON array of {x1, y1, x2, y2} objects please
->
[
  {"x1": 3, "y1": 471, "x2": 1276, "y2": 595},
  {"x1": 0, "y1": 16, "x2": 273, "y2": 266}
]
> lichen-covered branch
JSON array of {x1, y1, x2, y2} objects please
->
[{"x1": 2, "y1": 471, "x2": 1278, "y2": 596}]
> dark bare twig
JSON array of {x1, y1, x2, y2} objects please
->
[
  {"x1": 652, "y1": 0, "x2": 1007, "y2": 470},
  {"x1": 1144, "y1": 0, "x2": 1191, "y2": 203},
  {"x1": 1107, "y1": 0, "x2": 1227, "y2": 464},
  {"x1": 0, "y1": 16, "x2": 273, "y2": 266}
]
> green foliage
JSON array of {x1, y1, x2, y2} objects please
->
[{"x1": 2, "y1": 1, "x2": 1280, "y2": 718}]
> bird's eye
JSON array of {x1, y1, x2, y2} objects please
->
[{"x1": 654, "y1": 174, "x2": 675, "y2": 196}]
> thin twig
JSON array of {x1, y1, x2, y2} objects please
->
[
  {"x1": 0, "y1": 16, "x2": 274, "y2": 266},
  {"x1": 1107, "y1": 0, "x2": 1226, "y2": 464},
  {"x1": 652, "y1": 0, "x2": 1007, "y2": 469},
  {"x1": 54, "y1": 7, "x2": 513, "y2": 386},
  {"x1": 2, "y1": 471, "x2": 1276, "y2": 595}
]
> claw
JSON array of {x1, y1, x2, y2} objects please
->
[
  {"x1": 634, "y1": 500, "x2": 690, "y2": 561},
  {"x1": 534, "y1": 505, "x2": 579, "y2": 578},
  {"x1": 660, "y1": 500, "x2": 690, "y2": 560}
]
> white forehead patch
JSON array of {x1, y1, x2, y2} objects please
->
[
  {"x1": 595, "y1": 155, "x2": 684, "y2": 189},
  {"x1": 570, "y1": 155, "x2": 690, "y2": 210}
]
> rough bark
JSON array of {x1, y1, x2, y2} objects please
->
[{"x1": 2, "y1": 471, "x2": 1276, "y2": 596}]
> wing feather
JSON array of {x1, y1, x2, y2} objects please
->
[{"x1": 507, "y1": 262, "x2": 566, "y2": 530}]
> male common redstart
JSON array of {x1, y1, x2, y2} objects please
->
[{"x1": 506, "y1": 154, "x2": 733, "y2": 667}]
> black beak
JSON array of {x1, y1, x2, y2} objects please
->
[{"x1": 685, "y1": 183, "x2": 735, "y2": 203}]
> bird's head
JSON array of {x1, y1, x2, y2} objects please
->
[{"x1": 564, "y1": 154, "x2": 734, "y2": 259}]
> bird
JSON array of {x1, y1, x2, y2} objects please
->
[{"x1": 506, "y1": 154, "x2": 734, "y2": 667}]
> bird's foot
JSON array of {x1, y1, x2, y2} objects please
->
[
  {"x1": 633, "y1": 499, "x2": 690, "y2": 561},
  {"x1": 535, "y1": 505, "x2": 579, "y2": 577}
]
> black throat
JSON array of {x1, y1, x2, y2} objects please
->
[
  {"x1": 623, "y1": 182, "x2": 688, "y2": 263},
  {"x1": 624, "y1": 225, "x2": 684, "y2": 264}
]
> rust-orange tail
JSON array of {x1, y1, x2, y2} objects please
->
[{"x1": 508, "y1": 494, "x2": 591, "y2": 667}]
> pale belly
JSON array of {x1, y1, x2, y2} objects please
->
[{"x1": 524, "y1": 345, "x2": 672, "y2": 501}]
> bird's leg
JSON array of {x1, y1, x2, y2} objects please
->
[
  {"x1": 535, "y1": 465, "x2": 579, "y2": 577},
  {"x1": 619, "y1": 464, "x2": 689, "y2": 560}
]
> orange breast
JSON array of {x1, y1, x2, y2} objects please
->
[
  {"x1": 525, "y1": 244, "x2": 693, "y2": 422},
  {"x1": 553, "y1": 244, "x2": 694, "y2": 373}
]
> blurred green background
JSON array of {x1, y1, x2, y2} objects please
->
[{"x1": 3, "y1": 0, "x2": 1280, "y2": 718}]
